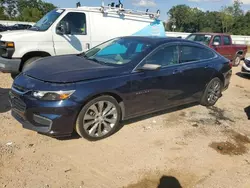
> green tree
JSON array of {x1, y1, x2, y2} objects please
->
[
  {"x1": 19, "y1": 7, "x2": 42, "y2": 22},
  {"x1": 220, "y1": 6, "x2": 234, "y2": 33},
  {"x1": 17, "y1": 0, "x2": 56, "y2": 21}
]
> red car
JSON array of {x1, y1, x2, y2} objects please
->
[{"x1": 186, "y1": 33, "x2": 247, "y2": 66}]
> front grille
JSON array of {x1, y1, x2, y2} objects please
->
[
  {"x1": 11, "y1": 97, "x2": 26, "y2": 112},
  {"x1": 0, "y1": 47, "x2": 6, "y2": 57}
]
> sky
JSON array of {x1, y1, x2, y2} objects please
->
[{"x1": 47, "y1": 0, "x2": 250, "y2": 20}]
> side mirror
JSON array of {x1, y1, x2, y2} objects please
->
[
  {"x1": 213, "y1": 41, "x2": 220, "y2": 46},
  {"x1": 137, "y1": 64, "x2": 161, "y2": 71},
  {"x1": 56, "y1": 21, "x2": 71, "y2": 35}
]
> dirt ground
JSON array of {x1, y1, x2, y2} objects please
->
[{"x1": 0, "y1": 64, "x2": 250, "y2": 188}]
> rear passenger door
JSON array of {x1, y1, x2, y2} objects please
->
[
  {"x1": 221, "y1": 35, "x2": 234, "y2": 60},
  {"x1": 178, "y1": 44, "x2": 216, "y2": 103}
]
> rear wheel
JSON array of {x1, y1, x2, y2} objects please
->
[
  {"x1": 201, "y1": 77, "x2": 222, "y2": 106},
  {"x1": 75, "y1": 96, "x2": 122, "y2": 141}
]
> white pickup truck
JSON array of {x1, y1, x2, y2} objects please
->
[{"x1": 0, "y1": 5, "x2": 165, "y2": 78}]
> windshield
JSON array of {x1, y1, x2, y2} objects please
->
[
  {"x1": 29, "y1": 9, "x2": 65, "y2": 31},
  {"x1": 83, "y1": 38, "x2": 152, "y2": 65},
  {"x1": 186, "y1": 34, "x2": 212, "y2": 45}
]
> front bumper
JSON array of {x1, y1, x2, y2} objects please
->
[
  {"x1": 9, "y1": 74, "x2": 82, "y2": 136},
  {"x1": 241, "y1": 63, "x2": 250, "y2": 75},
  {"x1": 0, "y1": 57, "x2": 21, "y2": 73}
]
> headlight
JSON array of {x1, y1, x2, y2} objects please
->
[
  {"x1": 1, "y1": 41, "x2": 15, "y2": 48},
  {"x1": 32, "y1": 90, "x2": 75, "y2": 101},
  {"x1": 0, "y1": 41, "x2": 15, "y2": 58}
]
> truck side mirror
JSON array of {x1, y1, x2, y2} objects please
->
[
  {"x1": 213, "y1": 41, "x2": 220, "y2": 46},
  {"x1": 56, "y1": 21, "x2": 71, "y2": 35}
]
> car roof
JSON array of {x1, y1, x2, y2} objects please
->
[
  {"x1": 191, "y1": 32, "x2": 230, "y2": 36},
  {"x1": 120, "y1": 36, "x2": 202, "y2": 46}
]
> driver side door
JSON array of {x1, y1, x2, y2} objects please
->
[
  {"x1": 127, "y1": 43, "x2": 183, "y2": 117},
  {"x1": 53, "y1": 11, "x2": 91, "y2": 55}
]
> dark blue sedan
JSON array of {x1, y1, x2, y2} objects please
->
[{"x1": 10, "y1": 36, "x2": 232, "y2": 141}]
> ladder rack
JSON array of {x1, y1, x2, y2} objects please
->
[{"x1": 77, "y1": 5, "x2": 160, "y2": 20}]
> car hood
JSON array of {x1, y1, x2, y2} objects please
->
[
  {"x1": 24, "y1": 55, "x2": 127, "y2": 83},
  {"x1": 0, "y1": 30, "x2": 45, "y2": 42}
]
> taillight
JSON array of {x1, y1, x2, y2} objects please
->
[{"x1": 229, "y1": 61, "x2": 233, "y2": 68}]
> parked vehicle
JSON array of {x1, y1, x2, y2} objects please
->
[
  {"x1": 242, "y1": 57, "x2": 250, "y2": 75},
  {"x1": 7, "y1": 24, "x2": 32, "y2": 30},
  {"x1": 186, "y1": 33, "x2": 247, "y2": 66},
  {"x1": 0, "y1": 24, "x2": 7, "y2": 32},
  {"x1": 9, "y1": 36, "x2": 232, "y2": 141},
  {"x1": 0, "y1": 5, "x2": 165, "y2": 78}
]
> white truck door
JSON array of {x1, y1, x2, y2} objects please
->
[{"x1": 53, "y1": 11, "x2": 91, "y2": 55}]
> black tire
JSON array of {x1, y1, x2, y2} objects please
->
[
  {"x1": 22, "y1": 56, "x2": 42, "y2": 71},
  {"x1": 200, "y1": 77, "x2": 222, "y2": 106},
  {"x1": 75, "y1": 95, "x2": 122, "y2": 141},
  {"x1": 232, "y1": 55, "x2": 241, "y2": 67},
  {"x1": 11, "y1": 73, "x2": 19, "y2": 79}
]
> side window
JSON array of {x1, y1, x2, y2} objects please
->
[
  {"x1": 223, "y1": 36, "x2": 231, "y2": 45},
  {"x1": 213, "y1": 36, "x2": 221, "y2": 45},
  {"x1": 144, "y1": 45, "x2": 179, "y2": 67},
  {"x1": 180, "y1": 46, "x2": 215, "y2": 63},
  {"x1": 60, "y1": 12, "x2": 87, "y2": 35},
  {"x1": 97, "y1": 43, "x2": 127, "y2": 55}
]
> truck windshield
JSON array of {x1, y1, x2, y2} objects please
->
[
  {"x1": 29, "y1": 9, "x2": 65, "y2": 31},
  {"x1": 186, "y1": 34, "x2": 212, "y2": 45},
  {"x1": 82, "y1": 38, "x2": 152, "y2": 65}
]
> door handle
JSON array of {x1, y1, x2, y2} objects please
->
[
  {"x1": 204, "y1": 64, "x2": 211, "y2": 69},
  {"x1": 86, "y1": 43, "x2": 90, "y2": 50},
  {"x1": 173, "y1": 69, "x2": 182, "y2": 74}
]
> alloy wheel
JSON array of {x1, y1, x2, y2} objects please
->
[
  {"x1": 207, "y1": 80, "x2": 221, "y2": 104},
  {"x1": 83, "y1": 101, "x2": 118, "y2": 137}
]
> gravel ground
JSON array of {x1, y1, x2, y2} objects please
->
[{"x1": 0, "y1": 64, "x2": 249, "y2": 188}]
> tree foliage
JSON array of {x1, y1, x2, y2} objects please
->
[
  {"x1": 0, "y1": 0, "x2": 56, "y2": 22},
  {"x1": 167, "y1": 0, "x2": 248, "y2": 35}
]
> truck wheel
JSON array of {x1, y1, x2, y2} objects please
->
[
  {"x1": 22, "y1": 56, "x2": 42, "y2": 71},
  {"x1": 232, "y1": 55, "x2": 241, "y2": 67},
  {"x1": 11, "y1": 73, "x2": 19, "y2": 79}
]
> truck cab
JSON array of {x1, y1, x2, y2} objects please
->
[
  {"x1": 0, "y1": 6, "x2": 165, "y2": 77},
  {"x1": 186, "y1": 33, "x2": 247, "y2": 66}
]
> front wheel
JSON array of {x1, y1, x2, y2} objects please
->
[
  {"x1": 200, "y1": 77, "x2": 222, "y2": 106},
  {"x1": 11, "y1": 73, "x2": 19, "y2": 79},
  {"x1": 22, "y1": 56, "x2": 42, "y2": 71},
  {"x1": 232, "y1": 55, "x2": 241, "y2": 67},
  {"x1": 75, "y1": 96, "x2": 122, "y2": 141}
]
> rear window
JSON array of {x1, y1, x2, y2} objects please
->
[
  {"x1": 180, "y1": 46, "x2": 215, "y2": 63},
  {"x1": 186, "y1": 34, "x2": 212, "y2": 45},
  {"x1": 223, "y1": 36, "x2": 231, "y2": 45}
]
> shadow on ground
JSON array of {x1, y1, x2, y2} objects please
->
[
  {"x1": 0, "y1": 88, "x2": 11, "y2": 113},
  {"x1": 244, "y1": 106, "x2": 250, "y2": 120},
  {"x1": 158, "y1": 176, "x2": 182, "y2": 188},
  {"x1": 236, "y1": 72, "x2": 250, "y2": 79},
  {"x1": 43, "y1": 102, "x2": 199, "y2": 141},
  {"x1": 121, "y1": 102, "x2": 198, "y2": 126},
  {"x1": 124, "y1": 175, "x2": 182, "y2": 188}
]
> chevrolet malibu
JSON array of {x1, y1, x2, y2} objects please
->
[{"x1": 10, "y1": 36, "x2": 232, "y2": 141}]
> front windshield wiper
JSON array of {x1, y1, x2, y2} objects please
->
[{"x1": 28, "y1": 26, "x2": 40, "y2": 31}]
